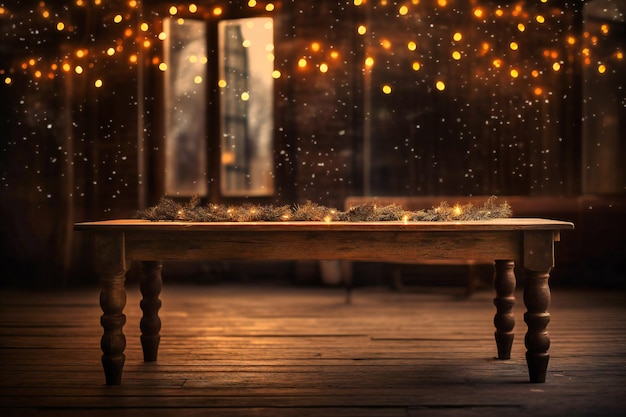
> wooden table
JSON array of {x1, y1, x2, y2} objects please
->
[{"x1": 74, "y1": 218, "x2": 574, "y2": 385}]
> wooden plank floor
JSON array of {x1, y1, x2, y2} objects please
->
[{"x1": 1, "y1": 282, "x2": 625, "y2": 417}]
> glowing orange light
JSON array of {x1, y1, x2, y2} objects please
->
[
  {"x1": 492, "y1": 59, "x2": 502, "y2": 68},
  {"x1": 311, "y1": 42, "x2": 320, "y2": 52},
  {"x1": 598, "y1": 64, "x2": 606, "y2": 74},
  {"x1": 435, "y1": 81, "x2": 446, "y2": 91},
  {"x1": 407, "y1": 41, "x2": 417, "y2": 51},
  {"x1": 213, "y1": 7, "x2": 223, "y2": 15},
  {"x1": 140, "y1": 22, "x2": 149, "y2": 32},
  {"x1": 143, "y1": 40, "x2": 151, "y2": 48},
  {"x1": 412, "y1": 61, "x2": 421, "y2": 71},
  {"x1": 381, "y1": 39, "x2": 391, "y2": 49},
  {"x1": 169, "y1": 6, "x2": 177, "y2": 15},
  {"x1": 382, "y1": 85, "x2": 392, "y2": 94},
  {"x1": 473, "y1": 8, "x2": 484, "y2": 18},
  {"x1": 151, "y1": 57, "x2": 160, "y2": 65},
  {"x1": 453, "y1": 205, "x2": 462, "y2": 216},
  {"x1": 531, "y1": 70, "x2": 539, "y2": 77},
  {"x1": 510, "y1": 42, "x2": 519, "y2": 51},
  {"x1": 534, "y1": 87, "x2": 543, "y2": 96},
  {"x1": 298, "y1": 58, "x2": 307, "y2": 68},
  {"x1": 552, "y1": 62, "x2": 561, "y2": 71},
  {"x1": 189, "y1": 4, "x2": 198, "y2": 13},
  {"x1": 365, "y1": 56, "x2": 374, "y2": 67},
  {"x1": 453, "y1": 32, "x2": 462, "y2": 42},
  {"x1": 567, "y1": 36, "x2": 576, "y2": 45},
  {"x1": 438, "y1": 0, "x2": 448, "y2": 7},
  {"x1": 95, "y1": 79, "x2": 103, "y2": 88},
  {"x1": 265, "y1": 3, "x2": 275, "y2": 12},
  {"x1": 34, "y1": 70, "x2": 42, "y2": 78},
  {"x1": 495, "y1": 9, "x2": 503, "y2": 17},
  {"x1": 106, "y1": 47, "x2": 115, "y2": 56},
  {"x1": 158, "y1": 63, "x2": 167, "y2": 71},
  {"x1": 330, "y1": 51, "x2": 339, "y2": 59},
  {"x1": 56, "y1": 22, "x2": 65, "y2": 31},
  {"x1": 517, "y1": 23, "x2": 526, "y2": 32},
  {"x1": 601, "y1": 24, "x2": 609, "y2": 35},
  {"x1": 124, "y1": 28, "x2": 133, "y2": 38},
  {"x1": 536, "y1": 15, "x2": 545, "y2": 24},
  {"x1": 129, "y1": 54, "x2": 138, "y2": 64},
  {"x1": 510, "y1": 69, "x2": 519, "y2": 78},
  {"x1": 616, "y1": 51, "x2": 624, "y2": 60},
  {"x1": 248, "y1": 0, "x2": 257, "y2": 7},
  {"x1": 399, "y1": 5, "x2": 408, "y2": 15},
  {"x1": 451, "y1": 51, "x2": 461, "y2": 60},
  {"x1": 357, "y1": 25, "x2": 367, "y2": 35},
  {"x1": 319, "y1": 63, "x2": 328, "y2": 73},
  {"x1": 62, "y1": 63, "x2": 71, "y2": 72},
  {"x1": 272, "y1": 70, "x2": 281, "y2": 79},
  {"x1": 76, "y1": 49, "x2": 86, "y2": 58},
  {"x1": 75, "y1": 65, "x2": 83, "y2": 74}
]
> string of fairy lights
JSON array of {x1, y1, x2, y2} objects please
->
[{"x1": 0, "y1": 0, "x2": 623, "y2": 98}]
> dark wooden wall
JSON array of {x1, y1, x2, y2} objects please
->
[{"x1": 0, "y1": 0, "x2": 624, "y2": 288}]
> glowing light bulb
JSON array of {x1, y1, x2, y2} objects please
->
[
  {"x1": 473, "y1": 8, "x2": 484, "y2": 18},
  {"x1": 598, "y1": 64, "x2": 606, "y2": 74},
  {"x1": 435, "y1": 80, "x2": 446, "y2": 91}
]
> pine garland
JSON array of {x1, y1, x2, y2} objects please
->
[{"x1": 138, "y1": 196, "x2": 512, "y2": 222}]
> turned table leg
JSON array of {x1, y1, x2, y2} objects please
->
[
  {"x1": 524, "y1": 268, "x2": 551, "y2": 383},
  {"x1": 493, "y1": 260, "x2": 516, "y2": 360},
  {"x1": 140, "y1": 261, "x2": 163, "y2": 362},
  {"x1": 96, "y1": 233, "x2": 128, "y2": 386}
]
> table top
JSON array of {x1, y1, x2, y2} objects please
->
[{"x1": 75, "y1": 218, "x2": 574, "y2": 233}]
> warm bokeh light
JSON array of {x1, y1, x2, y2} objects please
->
[
  {"x1": 365, "y1": 56, "x2": 374, "y2": 68},
  {"x1": 407, "y1": 41, "x2": 417, "y2": 51},
  {"x1": 298, "y1": 58, "x2": 307, "y2": 68},
  {"x1": 382, "y1": 84, "x2": 392, "y2": 94},
  {"x1": 412, "y1": 61, "x2": 421, "y2": 71},
  {"x1": 453, "y1": 32, "x2": 462, "y2": 42},
  {"x1": 94, "y1": 79, "x2": 103, "y2": 88},
  {"x1": 435, "y1": 80, "x2": 446, "y2": 91},
  {"x1": 357, "y1": 25, "x2": 367, "y2": 35},
  {"x1": 319, "y1": 63, "x2": 329, "y2": 73}
]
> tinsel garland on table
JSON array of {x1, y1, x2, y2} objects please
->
[{"x1": 138, "y1": 196, "x2": 512, "y2": 222}]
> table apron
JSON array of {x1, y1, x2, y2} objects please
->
[{"x1": 122, "y1": 230, "x2": 523, "y2": 263}]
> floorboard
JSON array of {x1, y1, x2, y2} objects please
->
[{"x1": 1, "y1": 283, "x2": 625, "y2": 417}]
